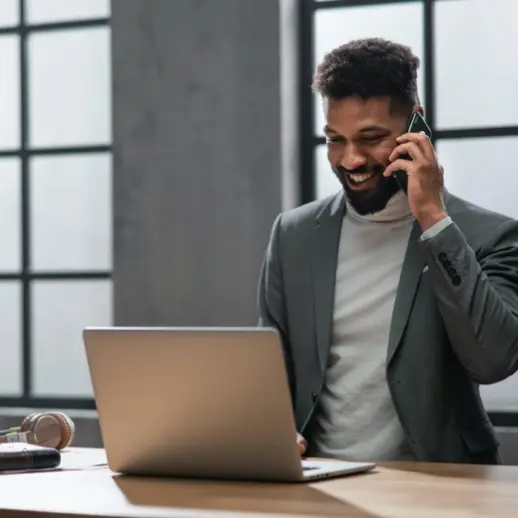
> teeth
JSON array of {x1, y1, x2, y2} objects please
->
[{"x1": 349, "y1": 172, "x2": 374, "y2": 183}]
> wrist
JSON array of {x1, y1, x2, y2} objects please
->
[{"x1": 417, "y1": 207, "x2": 448, "y2": 232}]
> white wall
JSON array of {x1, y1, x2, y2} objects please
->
[
  {"x1": 313, "y1": 0, "x2": 518, "y2": 412},
  {"x1": 0, "y1": 0, "x2": 112, "y2": 399}
]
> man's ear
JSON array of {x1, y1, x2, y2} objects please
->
[{"x1": 414, "y1": 105, "x2": 425, "y2": 117}]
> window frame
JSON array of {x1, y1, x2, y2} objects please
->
[{"x1": 0, "y1": 0, "x2": 111, "y2": 410}]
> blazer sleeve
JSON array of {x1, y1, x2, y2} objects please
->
[{"x1": 419, "y1": 218, "x2": 518, "y2": 384}]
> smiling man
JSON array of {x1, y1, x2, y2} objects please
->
[{"x1": 257, "y1": 38, "x2": 518, "y2": 464}]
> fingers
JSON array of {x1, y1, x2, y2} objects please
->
[
  {"x1": 383, "y1": 158, "x2": 415, "y2": 178},
  {"x1": 396, "y1": 131, "x2": 434, "y2": 160},
  {"x1": 388, "y1": 141, "x2": 423, "y2": 163},
  {"x1": 296, "y1": 433, "x2": 307, "y2": 455}
]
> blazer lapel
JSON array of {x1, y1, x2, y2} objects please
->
[
  {"x1": 386, "y1": 220, "x2": 426, "y2": 366},
  {"x1": 310, "y1": 192, "x2": 345, "y2": 373}
]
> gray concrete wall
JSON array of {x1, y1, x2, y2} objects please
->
[{"x1": 111, "y1": 0, "x2": 298, "y2": 327}]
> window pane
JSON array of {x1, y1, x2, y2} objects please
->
[
  {"x1": 32, "y1": 280, "x2": 112, "y2": 397},
  {"x1": 435, "y1": 0, "x2": 518, "y2": 129},
  {"x1": 26, "y1": 0, "x2": 110, "y2": 24},
  {"x1": 315, "y1": 144, "x2": 341, "y2": 200},
  {"x1": 480, "y1": 375, "x2": 518, "y2": 412},
  {"x1": 0, "y1": 158, "x2": 21, "y2": 271},
  {"x1": 30, "y1": 154, "x2": 112, "y2": 271},
  {"x1": 28, "y1": 27, "x2": 111, "y2": 148},
  {"x1": 313, "y1": 3, "x2": 425, "y2": 135},
  {"x1": 0, "y1": 281, "x2": 22, "y2": 395},
  {"x1": 438, "y1": 135, "x2": 518, "y2": 409},
  {"x1": 0, "y1": 35, "x2": 20, "y2": 150},
  {"x1": 436, "y1": 136, "x2": 518, "y2": 220},
  {"x1": 0, "y1": 0, "x2": 18, "y2": 27}
]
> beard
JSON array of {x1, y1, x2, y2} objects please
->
[{"x1": 332, "y1": 163, "x2": 401, "y2": 215}]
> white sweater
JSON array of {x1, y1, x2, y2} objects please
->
[{"x1": 311, "y1": 191, "x2": 416, "y2": 461}]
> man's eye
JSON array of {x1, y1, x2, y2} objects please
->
[
  {"x1": 361, "y1": 135, "x2": 382, "y2": 143},
  {"x1": 326, "y1": 136, "x2": 343, "y2": 143}
]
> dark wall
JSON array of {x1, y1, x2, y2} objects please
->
[{"x1": 111, "y1": 0, "x2": 297, "y2": 326}]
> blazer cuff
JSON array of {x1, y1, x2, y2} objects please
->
[
  {"x1": 418, "y1": 220, "x2": 468, "y2": 288},
  {"x1": 419, "y1": 216, "x2": 453, "y2": 242}
]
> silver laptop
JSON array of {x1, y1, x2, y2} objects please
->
[{"x1": 83, "y1": 326, "x2": 376, "y2": 482}]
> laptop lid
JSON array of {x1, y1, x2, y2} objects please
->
[{"x1": 83, "y1": 326, "x2": 305, "y2": 481}]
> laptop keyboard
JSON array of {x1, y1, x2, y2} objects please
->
[{"x1": 301, "y1": 461, "x2": 319, "y2": 471}]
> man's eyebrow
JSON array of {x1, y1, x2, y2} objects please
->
[
  {"x1": 358, "y1": 125, "x2": 389, "y2": 133},
  {"x1": 323, "y1": 124, "x2": 391, "y2": 134},
  {"x1": 323, "y1": 125, "x2": 337, "y2": 134}
]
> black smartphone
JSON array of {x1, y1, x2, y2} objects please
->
[{"x1": 393, "y1": 111, "x2": 432, "y2": 194}]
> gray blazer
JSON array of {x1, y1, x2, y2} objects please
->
[{"x1": 258, "y1": 190, "x2": 518, "y2": 464}]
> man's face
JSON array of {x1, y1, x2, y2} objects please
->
[{"x1": 324, "y1": 96, "x2": 413, "y2": 215}]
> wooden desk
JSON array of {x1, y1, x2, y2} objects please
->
[{"x1": 0, "y1": 448, "x2": 517, "y2": 517}]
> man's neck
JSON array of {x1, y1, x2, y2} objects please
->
[{"x1": 346, "y1": 191, "x2": 413, "y2": 223}]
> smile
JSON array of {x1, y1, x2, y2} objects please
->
[{"x1": 347, "y1": 172, "x2": 376, "y2": 185}]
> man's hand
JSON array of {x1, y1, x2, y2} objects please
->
[
  {"x1": 296, "y1": 433, "x2": 307, "y2": 455},
  {"x1": 384, "y1": 131, "x2": 447, "y2": 231}
]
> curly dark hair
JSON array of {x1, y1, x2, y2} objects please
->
[{"x1": 312, "y1": 37, "x2": 420, "y2": 114}]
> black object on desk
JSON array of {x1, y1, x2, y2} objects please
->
[{"x1": 0, "y1": 442, "x2": 61, "y2": 472}]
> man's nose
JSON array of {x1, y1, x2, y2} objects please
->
[{"x1": 340, "y1": 146, "x2": 367, "y2": 171}]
